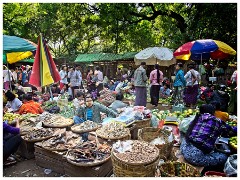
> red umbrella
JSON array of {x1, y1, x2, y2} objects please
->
[{"x1": 29, "y1": 34, "x2": 61, "y2": 87}]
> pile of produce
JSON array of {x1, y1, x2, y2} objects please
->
[
  {"x1": 229, "y1": 136, "x2": 237, "y2": 150},
  {"x1": 42, "y1": 101, "x2": 58, "y2": 111},
  {"x1": 67, "y1": 140, "x2": 111, "y2": 165},
  {"x1": 112, "y1": 140, "x2": 159, "y2": 164},
  {"x1": 22, "y1": 128, "x2": 55, "y2": 142},
  {"x1": 3, "y1": 113, "x2": 21, "y2": 124},
  {"x1": 59, "y1": 107, "x2": 75, "y2": 119},
  {"x1": 43, "y1": 115, "x2": 74, "y2": 127},
  {"x1": 159, "y1": 97, "x2": 172, "y2": 104},
  {"x1": 41, "y1": 130, "x2": 82, "y2": 151},
  {"x1": 96, "y1": 122, "x2": 130, "y2": 139},
  {"x1": 36, "y1": 112, "x2": 53, "y2": 122},
  {"x1": 123, "y1": 94, "x2": 135, "y2": 101},
  {"x1": 71, "y1": 120, "x2": 99, "y2": 133},
  {"x1": 226, "y1": 116, "x2": 237, "y2": 127}
]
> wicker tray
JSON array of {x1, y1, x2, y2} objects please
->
[
  {"x1": 43, "y1": 118, "x2": 74, "y2": 128},
  {"x1": 96, "y1": 129, "x2": 131, "y2": 140},
  {"x1": 158, "y1": 161, "x2": 200, "y2": 177},
  {"x1": 134, "y1": 118, "x2": 151, "y2": 129},
  {"x1": 71, "y1": 124, "x2": 101, "y2": 134},
  {"x1": 23, "y1": 135, "x2": 53, "y2": 143},
  {"x1": 111, "y1": 150, "x2": 159, "y2": 177},
  {"x1": 41, "y1": 145, "x2": 68, "y2": 152},
  {"x1": 66, "y1": 154, "x2": 111, "y2": 167},
  {"x1": 138, "y1": 127, "x2": 174, "y2": 160}
]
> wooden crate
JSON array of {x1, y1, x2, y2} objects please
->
[
  {"x1": 63, "y1": 157, "x2": 113, "y2": 177},
  {"x1": 34, "y1": 144, "x2": 66, "y2": 174},
  {"x1": 16, "y1": 140, "x2": 35, "y2": 159}
]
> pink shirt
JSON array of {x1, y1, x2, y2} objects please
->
[{"x1": 149, "y1": 69, "x2": 163, "y2": 85}]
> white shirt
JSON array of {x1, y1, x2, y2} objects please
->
[
  {"x1": 3, "y1": 70, "x2": 12, "y2": 82},
  {"x1": 12, "y1": 71, "x2": 18, "y2": 82},
  {"x1": 184, "y1": 69, "x2": 201, "y2": 86},
  {"x1": 6, "y1": 98, "x2": 22, "y2": 112},
  {"x1": 59, "y1": 70, "x2": 68, "y2": 84},
  {"x1": 115, "y1": 82, "x2": 124, "y2": 93}
]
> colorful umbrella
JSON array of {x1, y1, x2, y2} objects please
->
[
  {"x1": 3, "y1": 35, "x2": 37, "y2": 64},
  {"x1": 134, "y1": 47, "x2": 176, "y2": 66},
  {"x1": 174, "y1": 39, "x2": 236, "y2": 61},
  {"x1": 29, "y1": 34, "x2": 61, "y2": 87}
]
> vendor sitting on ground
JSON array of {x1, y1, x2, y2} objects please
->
[
  {"x1": 4, "y1": 90, "x2": 22, "y2": 113},
  {"x1": 211, "y1": 101, "x2": 229, "y2": 122},
  {"x1": 3, "y1": 118, "x2": 22, "y2": 166},
  {"x1": 180, "y1": 104, "x2": 237, "y2": 169},
  {"x1": 109, "y1": 92, "x2": 128, "y2": 113},
  {"x1": 73, "y1": 91, "x2": 85, "y2": 109},
  {"x1": 51, "y1": 84, "x2": 61, "y2": 97},
  {"x1": 73, "y1": 94, "x2": 118, "y2": 141},
  {"x1": 159, "y1": 84, "x2": 171, "y2": 99},
  {"x1": 18, "y1": 94, "x2": 43, "y2": 115}
]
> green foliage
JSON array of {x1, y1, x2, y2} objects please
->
[{"x1": 3, "y1": 3, "x2": 237, "y2": 60}]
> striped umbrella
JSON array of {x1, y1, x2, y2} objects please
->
[
  {"x1": 29, "y1": 34, "x2": 61, "y2": 87},
  {"x1": 174, "y1": 39, "x2": 236, "y2": 61}
]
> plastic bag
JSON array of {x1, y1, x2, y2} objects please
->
[
  {"x1": 179, "y1": 115, "x2": 195, "y2": 133},
  {"x1": 224, "y1": 154, "x2": 237, "y2": 177}
]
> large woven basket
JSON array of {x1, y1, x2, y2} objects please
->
[
  {"x1": 111, "y1": 149, "x2": 159, "y2": 177},
  {"x1": 158, "y1": 161, "x2": 201, "y2": 177},
  {"x1": 138, "y1": 127, "x2": 174, "y2": 160},
  {"x1": 134, "y1": 118, "x2": 151, "y2": 129}
]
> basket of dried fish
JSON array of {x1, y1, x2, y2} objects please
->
[
  {"x1": 41, "y1": 130, "x2": 82, "y2": 151},
  {"x1": 138, "y1": 127, "x2": 174, "y2": 160},
  {"x1": 158, "y1": 161, "x2": 200, "y2": 177},
  {"x1": 22, "y1": 128, "x2": 55, "y2": 143},
  {"x1": 134, "y1": 118, "x2": 151, "y2": 129},
  {"x1": 111, "y1": 140, "x2": 159, "y2": 177},
  {"x1": 96, "y1": 122, "x2": 131, "y2": 142},
  {"x1": 71, "y1": 120, "x2": 100, "y2": 134},
  {"x1": 43, "y1": 115, "x2": 74, "y2": 128},
  {"x1": 66, "y1": 140, "x2": 111, "y2": 167}
]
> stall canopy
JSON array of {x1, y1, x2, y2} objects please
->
[
  {"x1": 3, "y1": 35, "x2": 37, "y2": 64},
  {"x1": 75, "y1": 52, "x2": 138, "y2": 63}
]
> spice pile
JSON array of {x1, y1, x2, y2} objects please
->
[
  {"x1": 71, "y1": 120, "x2": 99, "y2": 133},
  {"x1": 113, "y1": 140, "x2": 159, "y2": 164},
  {"x1": 96, "y1": 122, "x2": 130, "y2": 139},
  {"x1": 43, "y1": 115, "x2": 73, "y2": 127}
]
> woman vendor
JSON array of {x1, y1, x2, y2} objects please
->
[
  {"x1": 3, "y1": 118, "x2": 22, "y2": 166},
  {"x1": 4, "y1": 90, "x2": 22, "y2": 113},
  {"x1": 180, "y1": 104, "x2": 237, "y2": 169},
  {"x1": 73, "y1": 94, "x2": 118, "y2": 141}
]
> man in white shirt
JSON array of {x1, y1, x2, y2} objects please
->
[{"x1": 3, "y1": 66, "x2": 13, "y2": 91}]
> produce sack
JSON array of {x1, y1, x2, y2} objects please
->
[
  {"x1": 224, "y1": 154, "x2": 237, "y2": 177},
  {"x1": 179, "y1": 115, "x2": 195, "y2": 133}
]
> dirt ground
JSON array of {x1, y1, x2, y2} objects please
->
[{"x1": 3, "y1": 157, "x2": 64, "y2": 177}]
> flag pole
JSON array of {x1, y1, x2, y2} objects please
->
[{"x1": 49, "y1": 84, "x2": 53, "y2": 101}]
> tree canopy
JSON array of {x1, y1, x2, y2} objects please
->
[{"x1": 3, "y1": 3, "x2": 237, "y2": 61}]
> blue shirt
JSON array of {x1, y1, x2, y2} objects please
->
[
  {"x1": 86, "y1": 108, "x2": 93, "y2": 121},
  {"x1": 173, "y1": 69, "x2": 186, "y2": 87}
]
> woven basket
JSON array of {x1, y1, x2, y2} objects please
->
[
  {"x1": 111, "y1": 150, "x2": 159, "y2": 177},
  {"x1": 23, "y1": 135, "x2": 53, "y2": 143},
  {"x1": 67, "y1": 154, "x2": 111, "y2": 167},
  {"x1": 138, "y1": 127, "x2": 174, "y2": 160},
  {"x1": 158, "y1": 161, "x2": 201, "y2": 177},
  {"x1": 134, "y1": 118, "x2": 151, "y2": 129}
]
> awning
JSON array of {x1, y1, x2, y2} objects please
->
[{"x1": 75, "y1": 52, "x2": 137, "y2": 63}]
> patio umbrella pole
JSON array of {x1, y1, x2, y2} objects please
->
[
  {"x1": 6, "y1": 61, "x2": 12, "y2": 91},
  {"x1": 49, "y1": 84, "x2": 53, "y2": 101}
]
